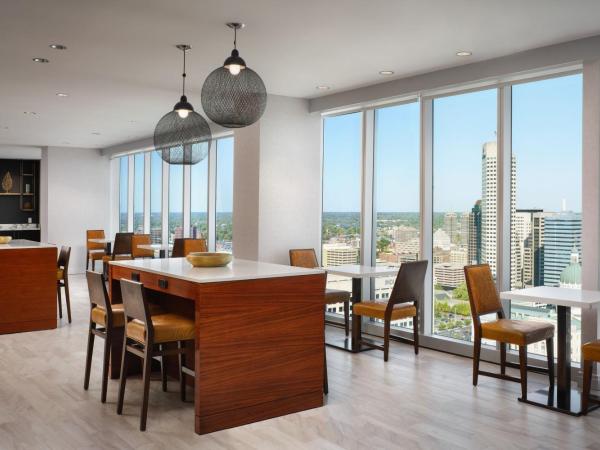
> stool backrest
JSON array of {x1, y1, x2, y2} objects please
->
[
  {"x1": 172, "y1": 238, "x2": 207, "y2": 257},
  {"x1": 86, "y1": 270, "x2": 111, "y2": 312},
  {"x1": 87, "y1": 229, "x2": 105, "y2": 251},
  {"x1": 387, "y1": 260, "x2": 428, "y2": 310},
  {"x1": 289, "y1": 248, "x2": 319, "y2": 269},
  {"x1": 131, "y1": 234, "x2": 153, "y2": 258},
  {"x1": 112, "y1": 232, "x2": 133, "y2": 258},
  {"x1": 464, "y1": 264, "x2": 505, "y2": 322},
  {"x1": 120, "y1": 279, "x2": 152, "y2": 328},
  {"x1": 57, "y1": 246, "x2": 71, "y2": 274}
]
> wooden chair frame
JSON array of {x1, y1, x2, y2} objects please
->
[
  {"x1": 86, "y1": 229, "x2": 106, "y2": 271},
  {"x1": 57, "y1": 245, "x2": 72, "y2": 323}
]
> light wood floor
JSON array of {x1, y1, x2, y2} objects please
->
[{"x1": 1, "y1": 274, "x2": 600, "y2": 449}]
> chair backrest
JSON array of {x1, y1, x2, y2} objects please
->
[
  {"x1": 289, "y1": 248, "x2": 319, "y2": 269},
  {"x1": 112, "y1": 232, "x2": 133, "y2": 258},
  {"x1": 86, "y1": 270, "x2": 110, "y2": 311},
  {"x1": 131, "y1": 234, "x2": 153, "y2": 258},
  {"x1": 172, "y1": 238, "x2": 207, "y2": 257},
  {"x1": 463, "y1": 264, "x2": 504, "y2": 320},
  {"x1": 120, "y1": 279, "x2": 152, "y2": 334},
  {"x1": 57, "y1": 246, "x2": 71, "y2": 273},
  {"x1": 387, "y1": 260, "x2": 429, "y2": 309},
  {"x1": 87, "y1": 229, "x2": 105, "y2": 251}
]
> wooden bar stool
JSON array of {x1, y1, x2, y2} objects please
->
[
  {"x1": 171, "y1": 238, "x2": 207, "y2": 257},
  {"x1": 57, "y1": 246, "x2": 72, "y2": 323},
  {"x1": 289, "y1": 248, "x2": 351, "y2": 336},
  {"x1": 131, "y1": 234, "x2": 154, "y2": 259},
  {"x1": 116, "y1": 279, "x2": 195, "y2": 431},
  {"x1": 86, "y1": 229, "x2": 106, "y2": 271},
  {"x1": 464, "y1": 264, "x2": 555, "y2": 401},
  {"x1": 102, "y1": 232, "x2": 133, "y2": 278},
  {"x1": 352, "y1": 260, "x2": 428, "y2": 361},
  {"x1": 84, "y1": 270, "x2": 126, "y2": 402},
  {"x1": 582, "y1": 340, "x2": 600, "y2": 414}
]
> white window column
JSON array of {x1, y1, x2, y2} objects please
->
[
  {"x1": 207, "y1": 141, "x2": 217, "y2": 251},
  {"x1": 127, "y1": 154, "x2": 134, "y2": 232},
  {"x1": 143, "y1": 152, "x2": 151, "y2": 234},
  {"x1": 183, "y1": 164, "x2": 191, "y2": 237}
]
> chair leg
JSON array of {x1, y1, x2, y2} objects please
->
[
  {"x1": 323, "y1": 346, "x2": 328, "y2": 395},
  {"x1": 519, "y1": 345, "x2": 528, "y2": 401},
  {"x1": 546, "y1": 338, "x2": 554, "y2": 389},
  {"x1": 412, "y1": 314, "x2": 419, "y2": 355},
  {"x1": 57, "y1": 286, "x2": 62, "y2": 319},
  {"x1": 582, "y1": 359, "x2": 593, "y2": 415},
  {"x1": 178, "y1": 341, "x2": 186, "y2": 402},
  {"x1": 92, "y1": 259, "x2": 95, "y2": 271},
  {"x1": 83, "y1": 324, "x2": 95, "y2": 390},
  {"x1": 160, "y1": 344, "x2": 168, "y2": 392},
  {"x1": 383, "y1": 319, "x2": 391, "y2": 362},
  {"x1": 64, "y1": 279, "x2": 72, "y2": 323},
  {"x1": 140, "y1": 346, "x2": 153, "y2": 431},
  {"x1": 116, "y1": 336, "x2": 129, "y2": 415},
  {"x1": 473, "y1": 335, "x2": 482, "y2": 386},
  {"x1": 500, "y1": 342, "x2": 506, "y2": 376},
  {"x1": 101, "y1": 333, "x2": 111, "y2": 403},
  {"x1": 86, "y1": 256, "x2": 90, "y2": 271},
  {"x1": 343, "y1": 300, "x2": 350, "y2": 337}
]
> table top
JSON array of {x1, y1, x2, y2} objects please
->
[
  {"x1": 500, "y1": 286, "x2": 600, "y2": 309},
  {"x1": 111, "y1": 257, "x2": 325, "y2": 284},
  {"x1": 137, "y1": 243, "x2": 173, "y2": 251},
  {"x1": 88, "y1": 238, "x2": 111, "y2": 244},
  {"x1": 325, "y1": 264, "x2": 399, "y2": 278},
  {"x1": 0, "y1": 239, "x2": 55, "y2": 250}
]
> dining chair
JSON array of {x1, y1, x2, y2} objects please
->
[
  {"x1": 289, "y1": 248, "x2": 351, "y2": 336},
  {"x1": 464, "y1": 264, "x2": 555, "y2": 401},
  {"x1": 86, "y1": 229, "x2": 106, "y2": 271},
  {"x1": 57, "y1": 246, "x2": 72, "y2": 323},
  {"x1": 117, "y1": 279, "x2": 195, "y2": 431},
  {"x1": 131, "y1": 234, "x2": 154, "y2": 259},
  {"x1": 352, "y1": 260, "x2": 428, "y2": 361},
  {"x1": 171, "y1": 238, "x2": 207, "y2": 257},
  {"x1": 582, "y1": 340, "x2": 600, "y2": 414},
  {"x1": 102, "y1": 232, "x2": 133, "y2": 277}
]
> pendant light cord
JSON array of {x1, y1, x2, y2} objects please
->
[
  {"x1": 182, "y1": 48, "x2": 187, "y2": 96},
  {"x1": 233, "y1": 27, "x2": 237, "y2": 50}
]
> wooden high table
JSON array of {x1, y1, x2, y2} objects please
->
[
  {"x1": 109, "y1": 257, "x2": 326, "y2": 435},
  {"x1": 500, "y1": 286, "x2": 600, "y2": 416}
]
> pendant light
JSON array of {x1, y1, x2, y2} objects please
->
[
  {"x1": 154, "y1": 44, "x2": 212, "y2": 165},
  {"x1": 201, "y1": 23, "x2": 267, "y2": 128}
]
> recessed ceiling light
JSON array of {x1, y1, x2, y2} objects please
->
[
  {"x1": 33, "y1": 57, "x2": 49, "y2": 63},
  {"x1": 456, "y1": 51, "x2": 472, "y2": 57},
  {"x1": 379, "y1": 70, "x2": 394, "y2": 76},
  {"x1": 316, "y1": 85, "x2": 330, "y2": 91},
  {"x1": 91, "y1": 132, "x2": 101, "y2": 135},
  {"x1": 49, "y1": 44, "x2": 67, "y2": 50},
  {"x1": 56, "y1": 92, "x2": 69, "y2": 97}
]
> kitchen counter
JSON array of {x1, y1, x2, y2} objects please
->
[
  {"x1": 0, "y1": 223, "x2": 41, "y2": 231},
  {"x1": 0, "y1": 239, "x2": 53, "y2": 249}
]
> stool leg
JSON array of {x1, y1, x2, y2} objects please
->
[
  {"x1": 101, "y1": 332, "x2": 111, "y2": 403},
  {"x1": 83, "y1": 323, "x2": 95, "y2": 390},
  {"x1": 179, "y1": 341, "x2": 186, "y2": 402},
  {"x1": 140, "y1": 346, "x2": 152, "y2": 431},
  {"x1": 413, "y1": 312, "x2": 419, "y2": 355},
  {"x1": 160, "y1": 344, "x2": 168, "y2": 392},
  {"x1": 92, "y1": 259, "x2": 95, "y2": 271},
  {"x1": 57, "y1": 285, "x2": 62, "y2": 319},
  {"x1": 323, "y1": 346, "x2": 328, "y2": 395},
  {"x1": 116, "y1": 336, "x2": 129, "y2": 415},
  {"x1": 383, "y1": 319, "x2": 391, "y2": 362},
  {"x1": 582, "y1": 359, "x2": 593, "y2": 415},
  {"x1": 343, "y1": 300, "x2": 350, "y2": 337},
  {"x1": 519, "y1": 345, "x2": 528, "y2": 401},
  {"x1": 500, "y1": 343, "x2": 506, "y2": 376},
  {"x1": 64, "y1": 279, "x2": 72, "y2": 324},
  {"x1": 473, "y1": 335, "x2": 482, "y2": 386},
  {"x1": 546, "y1": 338, "x2": 554, "y2": 389}
]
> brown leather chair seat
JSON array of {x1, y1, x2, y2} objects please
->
[
  {"x1": 325, "y1": 288, "x2": 350, "y2": 304},
  {"x1": 481, "y1": 319, "x2": 554, "y2": 346},
  {"x1": 127, "y1": 313, "x2": 195, "y2": 344},
  {"x1": 92, "y1": 304, "x2": 126, "y2": 328},
  {"x1": 353, "y1": 301, "x2": 417, "y2": 321},
  {"x1": 56, "y1": 268, "x2": 64, "y2": 280},
  {"x1": 583, "y1": 340, "x2": 600, "y2": 362},
  {"x1": 102, "y1": 254, "x2": 132, "y2": 262}
]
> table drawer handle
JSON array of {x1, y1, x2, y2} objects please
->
[
  {"x1": 158, "y1": 279, "x2": 168, "y2": 289},
  {"x1": 131, "y1": 272, "x2": 140, "y2": 282}
]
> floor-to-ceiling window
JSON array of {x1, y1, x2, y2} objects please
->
[
  {"x1": 119, "y1": 156, "x2": 128, "y2": 232},
  {"x1": 150, "y1": 151, "x2": 163, "y2": 243},
  {"x1": 322, "y1": 112, "x2": 363, "y2": 317},
  {"x1": 510, "y1": 74, "x2": 583, "y2": 361},
  {"x1": 133, "y1": 153, "x2": 144, "y2": 233},
  {"x1": 168, "y1": 150, "x2": 184, "y2": 245},
  {"x1": 373, "y1": 102, "x2": 420, "y2": 329},
  {"x1": 216, "y1": 137, "x2": 234, "y2": 253},
  {"x1": 190, "y1": 154, "x2": 208, "y2": 239}
]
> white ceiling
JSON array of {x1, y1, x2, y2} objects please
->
[{"x1": 1, "y1": 0, "x2": 600, "y2": 149}]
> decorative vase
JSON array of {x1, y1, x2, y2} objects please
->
[{"x1": 2, "y1": 172, "x2": 13, "y2": 193}]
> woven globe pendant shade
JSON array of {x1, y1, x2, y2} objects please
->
[{"x1": 154, "y1": 109, "x2": 211, "y2": 165}]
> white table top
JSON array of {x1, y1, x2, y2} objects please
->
[
  {"x1": 137, "y1": 243, "x2": 173, "y2": 251},
  {"x1": 0, "y1": 239, "x2": 55, "y2": 250},
  {"x1": 500, "y1": 286, "x2": 600, "y2": 309},
  {"x1": 325, "y1": 264, "x2": 399, "y2": 278},
  {"x1": 111, "y1": 257, "x2": 325, "y2": 284},
  {"x1": 88, "y1": 238, "x2": 111, "y2": 244}
]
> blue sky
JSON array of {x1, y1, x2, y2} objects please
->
[{"x1": 323, "y1": 73, "x2": 582, "y2": 213}]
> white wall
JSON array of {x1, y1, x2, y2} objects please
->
[
  {"x1": 0, "y1": 145, "x2": 41, "y2": 159},
  {"x1": 233, "y1": 95, "x2": 322, "y2": 265},
  {"x1": 41, "y1": 147, "x2": 111, "y2": 273}
]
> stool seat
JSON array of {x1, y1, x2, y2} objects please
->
[
  {"x1": 481, "y1": 319, "x2": 554, "y2": 346},
  {"x1": 127, "y1": 313, "x2": 195, "y2": 344},
  {"x1": 325, "y1": 288, "x2": 350, "y2": 304},
  {"x1": 583, "y1": 340, "x2": 600, "y2": 362},
  {"x1": 353, "y1": 300, "x2": 417, "y2": 321},
  {"x1": 92, "y1": 304, "x2": 126, "y2": 328}
]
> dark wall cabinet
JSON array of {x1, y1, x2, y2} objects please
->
[
  {"x1": 0, "y1": 159, "x2": 40, "y2": 226},
  {"x1": 0, "y1": 230, "x2": 40, "y2": 242}
]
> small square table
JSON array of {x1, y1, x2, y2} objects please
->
[
  {"x1": 324, "y1": 264, "x2": 399, "y2": 353},
  {"x1": 500, "y1": 286, "x2": 600, "y2": 416}
]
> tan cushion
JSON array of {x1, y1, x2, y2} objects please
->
[
  {"x1": 126, "y1": 313, "x2": 195, "y2": 344},
  {"x1": 102, "y1": 254, "x2": 133, "y2": 262},
  {"x1": 91, "y1": 304, "x2": 125, "y2": 328},
  {"x1": 325, "y1": 288, "x2": 350, "y2": 305},
  {"x1": 56, "y1": 269, "x2": 64, "y2": 280},
  {"x1": 353, "y1": 301, "x2": 417, "y2": 321},
  {"x1": 88, "y1": 251, "x2": 106, "y2": 261},
  {"x1": 481, "y1": 319, "x2": 554, "y2": 346},
  {"x1": 583, "y1": 340, "x2": 600, "y2": 362}
]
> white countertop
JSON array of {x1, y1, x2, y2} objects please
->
[
  {"x1": 0, "y1": 224, "x2": 40, "y2": 231},
  {"x1": 0, "y1": 239, "x2": 55, "y2": 250},
  {"x1": 325, "y1": 264, "x2": 399, "y2": 278},
  {"x1": 137, "y1": 243, "x2": 173, "y2": 251},
  {"x1": 500, "y1": 286, "x2": 600, "y2": 309},
  {"x1": 111, "y1": 257, "x2": 325, "y2": 283}
]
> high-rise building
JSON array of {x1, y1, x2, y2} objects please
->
[
  {"x1": 150, "y1": 227, "x2": 162, "y2": 244},
  {"x1": 459, "y1": 212, "x2": 470, "y2": 247},
  {"x1": 433, "y1": 263, "x2": 464, "y2": 288},
  {"x1": 433, "y1": 229, "x2": 451, "y2": 251},
  {"x1": 322, "y1": 244, "x2": 359, "y2": 267},
  {"x1": 512, "y1": 209, "x2": 547, "y2": 288},
  {"x1": 443, "y1": 212, "x2": 459, "y2": 244},
  {"x1": 543, "y1": 212, "x2": 582, "y2": 287},
  {"x1": 468, "y1": 200, "x2": 482, "y2": 265}
]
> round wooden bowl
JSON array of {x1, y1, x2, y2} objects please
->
[
  {"x1": 186, "y1": 252, "x2": 232, "y2": 267},
  {"x1": 0, "y1": 236, "x2": 12, "y2": 244}
]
